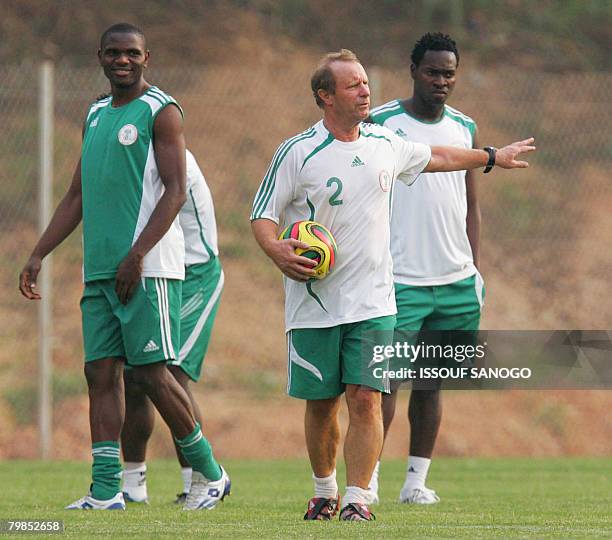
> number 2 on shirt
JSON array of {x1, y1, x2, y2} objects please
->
[{"x1": 327, "y1": 177, "x2": 343, "y2": 206}]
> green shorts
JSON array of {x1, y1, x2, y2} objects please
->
[
  {"x1": 392, "y1": 273, "x2": 485, "y2": 378},
  {"x1": 395, "y1": 273, "x2": 484, "y2": 333},
  {"x1": 81, "y1": 277, "x2": 181, "y2": 365},
  {"x1": 287, "y1": 315, "x2": 396, "y2": 400},
  {"x1": 168, "y1": 258, "x2": 224, "y2": 382}
]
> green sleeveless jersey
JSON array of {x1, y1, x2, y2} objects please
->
[{"x1": 81, "y1": 86, "x2": 185, "y2": 282}]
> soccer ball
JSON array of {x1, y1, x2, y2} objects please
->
[{"x1": 279, "y1": 220, "x2": 337, "y2": 280}]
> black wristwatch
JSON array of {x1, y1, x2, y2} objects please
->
[{"x1": 483, "y1": 146, "x2": 496, "y2": 173}]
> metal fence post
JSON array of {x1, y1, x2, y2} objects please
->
[{"x1": 38, "y1": 60, "x2": 54, "y2": 459}]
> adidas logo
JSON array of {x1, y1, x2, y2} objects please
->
[
  {"x1": 395, "y1": 128, "x2": 407, "y2": 139},
  {"x1": 351, "y1": 155, "x2": 365, "y2": 167},
  {"x1": 143, "y1": 340, "x2": 160, "y2": 353},
  {"x1": 90, "y1": 117, "x2": 99, "y2": 127},
  {"x1": 408, "y1": 466, "x2": 417, "y2": 473}
]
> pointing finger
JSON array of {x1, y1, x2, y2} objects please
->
[{"x1": 515, "y1": 137, "x2": 535, "y2": 146}]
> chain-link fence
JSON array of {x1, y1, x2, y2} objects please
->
[{"x1": 1, "y1": 60, "x2": 611, "y2": 459}]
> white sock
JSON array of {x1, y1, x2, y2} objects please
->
[
  {"x1": 402, "y1": 456, "x2": 431, "y2": 491},
  {"x1": 181, "y1": 467, "x2": 192, "y2": 494},
  {"x1": 122, "y1": 462, "x2": 147, "y2": 500},
  {"x1": 368, "y1": 460, "x2": 380, "y2": 494},
  {"x1": 313, "y1": 470, "x2": 338, "y2": 499},
  {"x1": 343, "y1": 485, "x2": 370, "y2": 506}
]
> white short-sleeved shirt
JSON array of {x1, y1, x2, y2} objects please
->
[
  {"x1": 251, "y1": 120, "x2": 431, "y2": 331},
  {"x1": 370, "y1": 100, "x2": 477, "y2": 286},
  {"x1": 181, "y1": 150, "x2": 219, "y2": 266}
]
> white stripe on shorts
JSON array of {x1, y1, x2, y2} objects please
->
[
  {"x1": 154, "y1": 278, "x2": 169, "y2": 358},
  {"x1": 180, "y1": 289, "x2": 202, "y2": 315},
  {"x1": 161, "y1": 278, "x2": 175, "y2": 358},
  {"x1": 475, "y1": 271, "x2": 485, "y2": 308},
  {"x1": 288, "y1": 332, "x2": 323, "y2": 382},
  {"x1": 286, "y1": 331, "x2": 292, "y2": 393},
  {"x1": 175, "y1": 270, "x2": 225, "y2": 364},
  {"x1": 180, "y1": 291, "x2": 205, "y2": 320}
]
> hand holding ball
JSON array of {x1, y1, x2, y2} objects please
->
[{"x1": 279, "y1": 221, "x2": 337, "y2": 280}]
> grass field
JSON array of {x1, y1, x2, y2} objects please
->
[{"x1": 1, "y1": 458, "x2": 610, "y2": 539}]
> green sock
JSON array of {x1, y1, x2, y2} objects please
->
[
  {"x1": 91, "y1": 441, "x2": 122, "y2": 501},
  {"x1": 175, "y1": 423, "x2": 222, "y2": 481}
]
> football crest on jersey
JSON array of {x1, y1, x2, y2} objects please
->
[
  {"x1": 379, "y1": 170, "x2": 392, "y2": 192},
  {"x1": 118, "y1": 124, "x2": 138, "y2": 146}
]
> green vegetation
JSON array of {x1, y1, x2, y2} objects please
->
[
  {"x1": 4, "y1": 1, "x2": 610, "y2": 70},
  {"x1": 1, "y1": 458, "x2": 611, "y2": 538},
  {"x1": 253, "y1": 0, "x2": 611, "y2": 71}
]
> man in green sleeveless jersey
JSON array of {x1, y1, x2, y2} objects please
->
[
  {"x1": 251, "y1": 50, "x2": 534, "y2": 521},
  {"x1": 19, "y1": 23, "x2": 228, "y2": 511},
  {"x1": 367, "y1": 32, "x2": 484, "y2": 505}
]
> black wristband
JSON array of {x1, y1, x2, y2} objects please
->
[{"x1": 483, "y1": 146, "x2": 496, "y2": 173}]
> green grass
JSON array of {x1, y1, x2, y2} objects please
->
[{"x1": 1, "y1": 458, "x2": 611, "y2": 538}]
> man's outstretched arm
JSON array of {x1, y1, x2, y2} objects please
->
[
  {"x1": 425, "y1": 137, "x2": 536, "y2": 173},
  {"x1": 114, "y1": 104, "x2": 186, "y2": 304},
  {"x1": 19, "y1": 159, "x2": 83, "y2": 299}
]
